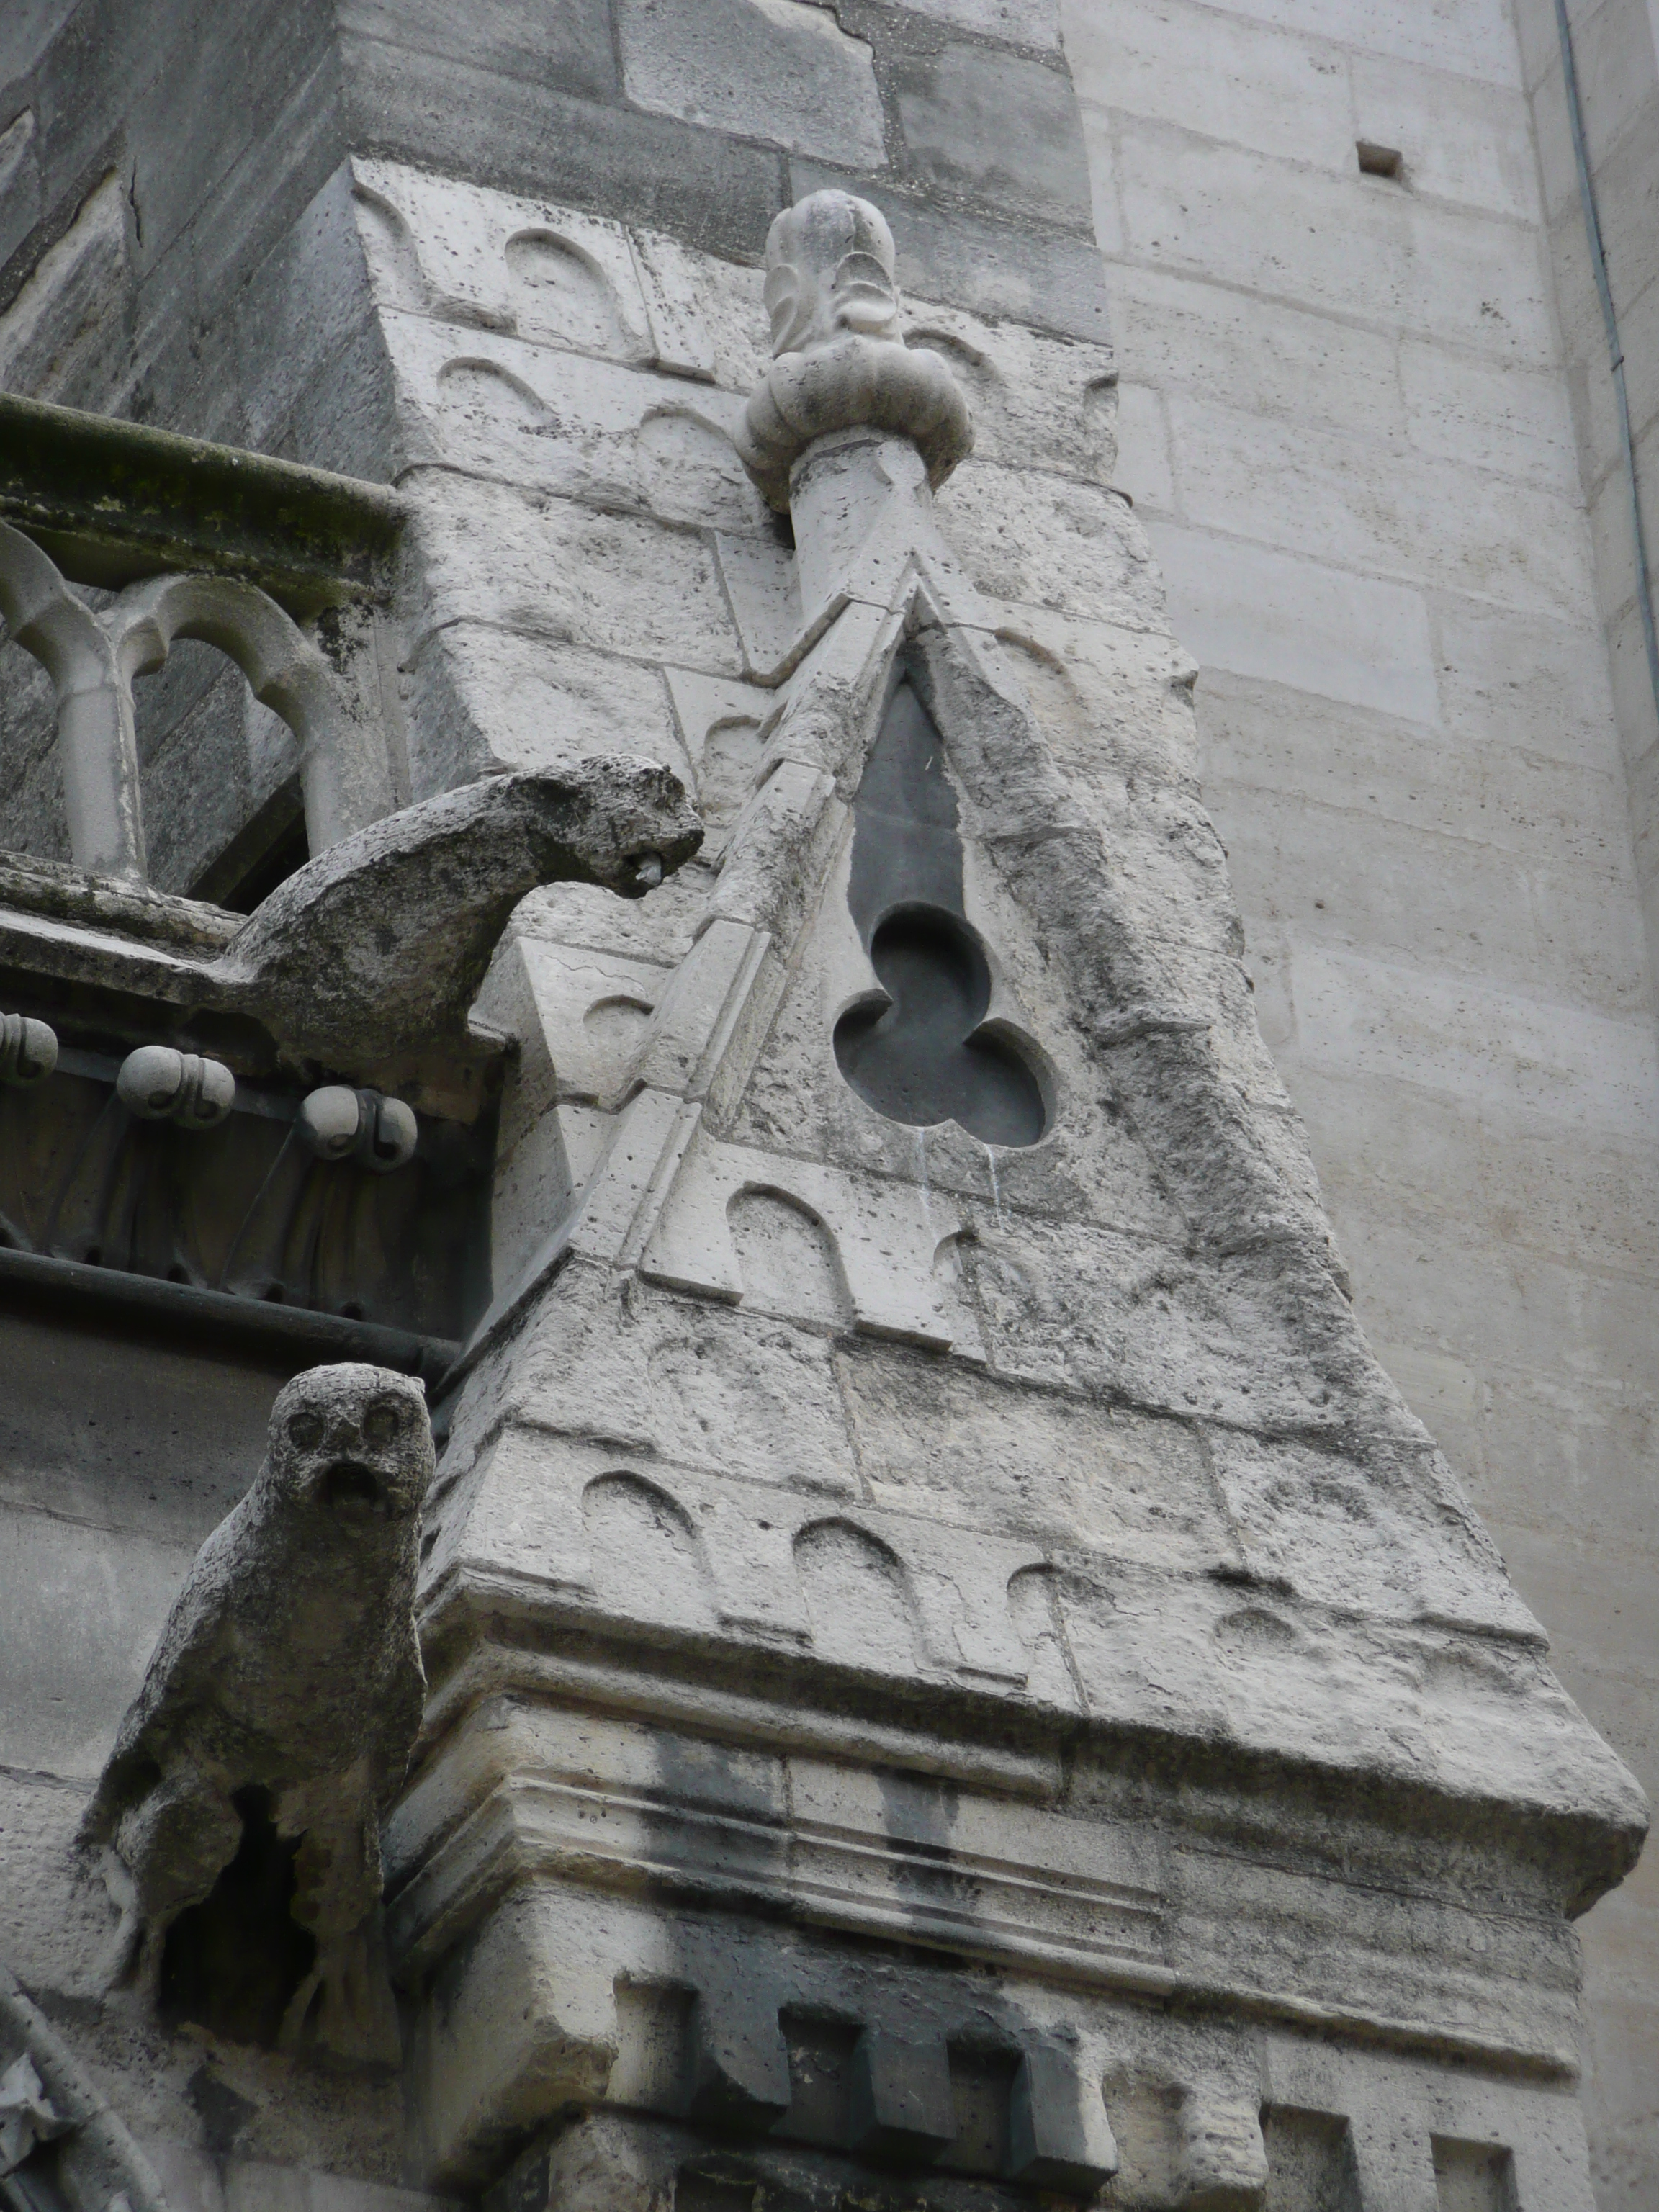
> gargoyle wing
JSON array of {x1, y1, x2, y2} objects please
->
[{"x1": 77, "y1": 1514, "x2": 246, "y2": 1848}]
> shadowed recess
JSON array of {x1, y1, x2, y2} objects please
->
[
  {"x1": 835, "y1": 909, "x2": 1044, "y2": 1145},
  {"x1": 159, "y1": 1785, "x2": 316, "y2": 2048},
  {"x1": 838, "y1": 675, "x2": 1044, "y2": 1146}
]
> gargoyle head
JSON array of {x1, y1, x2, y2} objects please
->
[{"x1": 265, "y1": 1362, "x2": 433, "y2": 1526}]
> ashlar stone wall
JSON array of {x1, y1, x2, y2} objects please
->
[{"x1": 1062, "y1": 0, "x2": 1659, "y2": 2198}]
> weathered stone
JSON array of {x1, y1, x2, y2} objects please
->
[
  {"x1": 619, "y1": 0, "x2": 887, "y2": 169},
  {"x1": 0, "y1": 169, "x2": 130, "y2": 409},
  {"x1": 379, "y1": 313, "x2": 766, "y2": 535},
  {"x1": 1007, "y1": 2044, "x2": 1118, "y2": 2191},
  {"x1": 80, "y1": 1364, "x2": 434, "y2": 2062},
  {"x1": 212, "y1": 763, "x2": 702, "y2": 1064},
  {"x1": 339, "y1": 40, "x2": 785, "y2": 263},
  {"x1": 337, "y1": 0, "x2": 618, "y2": 104},
  {"x1": 847, "y1": 2028, "x2": 954, "y2": 2161},
  {"x1": 404, "y1": 624, "x2": 692, "y2": 792},
  {"x1": 888, "y1": 42, "x2": 1095, "y2": 231},
  {"x1": 0, "y1": 109, "x2": 42, "y2": 277},
  {"x1": 403, "y1": 470, "x2": 745, "y2": 680},
  {"x1": 894, "y1": 0, "x2": 1063, "y2": 47},
  {"x1": 935, "y1": 459, "x2": 1163, "y2": 628},
  {"x1": 0, "y1": 13, "x2": 1652, "y2": 2211}
]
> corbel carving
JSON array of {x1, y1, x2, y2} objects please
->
[
  {"x1": 0, "y1": 1012, "x2": 55, "y2": 1087},
  {"x1": 297, "y1": 1086, "x2": 419, "y2": 1170},
  {"x1": 114, "y1": 1046, "x2": 235, "y2": 1128},
  {"x1": 737, "y1": 192, "x2": 972, "y2": 513},
  {"x1": 79, "y1": 1363, "x2": 436, "y2": 2065}
]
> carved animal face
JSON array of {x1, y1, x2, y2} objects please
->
[{"x1": 265, "y1": 1362, "x2": 433, "y2": 1525}]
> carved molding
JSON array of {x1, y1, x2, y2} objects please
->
[{"x1": 386, "y1": 1694, "x2": 1586, "y2": 2082}]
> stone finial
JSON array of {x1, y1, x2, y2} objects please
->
[
  {"x1": 80, "y1": 1363, "x2": 435, "y2": 2064},
  {"x1": 737, "y1": 190, "x2": 973, "y2": 512}
]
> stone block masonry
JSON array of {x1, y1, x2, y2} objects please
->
[
  {"x1": 1063, "y1": 0, "x2": 1659, "y2": 2198},
  {"x1": 0, "y1": 4, "x2": 1650, "y2": 2211}
]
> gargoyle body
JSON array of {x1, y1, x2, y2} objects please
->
[
  {"x1": 80, "y1": 1364, "x2": 434, "y2": 2064},
  {"x1": 214, "y1": 760, "x2": 703, "y2": 1064}
]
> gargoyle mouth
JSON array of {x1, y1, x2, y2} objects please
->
[
  {"x1": 318, "y1": 1460, "x2": 387, "y2": 1514},
  {"x1": 620, "y1": 849, "x2": 665, "y2": 894}
]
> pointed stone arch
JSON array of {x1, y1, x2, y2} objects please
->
[
  {"x1": 698, "y1": 516, "x2": 1384, "y2": 1431},
  {"x1": 727, "y1": 1184, "x2": 849, "y2": 1330},
  {"x1": 505, "y1": 228, "x2": 630, "y2": 356}
]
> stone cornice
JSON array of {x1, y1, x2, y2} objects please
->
[
  {"x1": 0, "y1": 391, "x2": 404, "y2": 613},
  {"x1": 412, "y1": 1552, "x2": 1644, "y2": 1922}
]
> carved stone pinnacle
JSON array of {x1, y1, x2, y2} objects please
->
[{"x1": 737, "y1": 189, "x2": 974, "y2": 513}]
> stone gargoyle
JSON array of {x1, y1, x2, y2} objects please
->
[
  {"x1": 0, "y1": 757, "x2": 703, "y2": 1070},
  {"x1": 79, "y1": 1362, "x2": 434, "y2": 2065},
  {"x1": 212, "y1": 760, "x2": 703, "y2": 1065}
]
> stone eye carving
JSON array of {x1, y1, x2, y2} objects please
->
[
  {"x1": 835, "y1": 907, "x2": 1044, "y2": 1147},
  {"x1": 835, "y1": 675, "x2": 1046, "y2": 1148},
  {"x1": 364, "y1": 1398, "x2": 403, "y2": 1446}
]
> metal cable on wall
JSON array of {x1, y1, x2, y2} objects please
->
[{"x1": 1555, "y1": 0, "x2": 1659, "y2": 727}]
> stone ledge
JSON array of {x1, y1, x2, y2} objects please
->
[
  {"x1": 411, "y1": 1568, "x2": 1646, "y2": 1914},
  {"x1": 0, "y1": 849, "x2": 243, "y2": 955},
  {"x1": 141, "y1": 2141, "x2": 462, "y2": 2212},
  {"x1": 0, "y1": 391, "x2": 404, "y2": 611},
  {"x1": 0, "y1": 1246, "x2": 458, "y2": 1385}
]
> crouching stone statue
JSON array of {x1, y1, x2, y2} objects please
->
[{"x1": 79, "y1": 1363, "x2": 433, "y2": 2065}]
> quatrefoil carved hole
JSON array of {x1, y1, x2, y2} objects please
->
[{"x1": 833, "y1": 905, "x2": 1046, "y2": 1148}]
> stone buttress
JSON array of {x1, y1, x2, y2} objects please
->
[{"x1": 382, "y1": 185, "x2": 1645, "y2": 2211}]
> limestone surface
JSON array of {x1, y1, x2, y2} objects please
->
[{"x1": 0, "y1": 4, "x2": 1651, "y2": 2202}]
